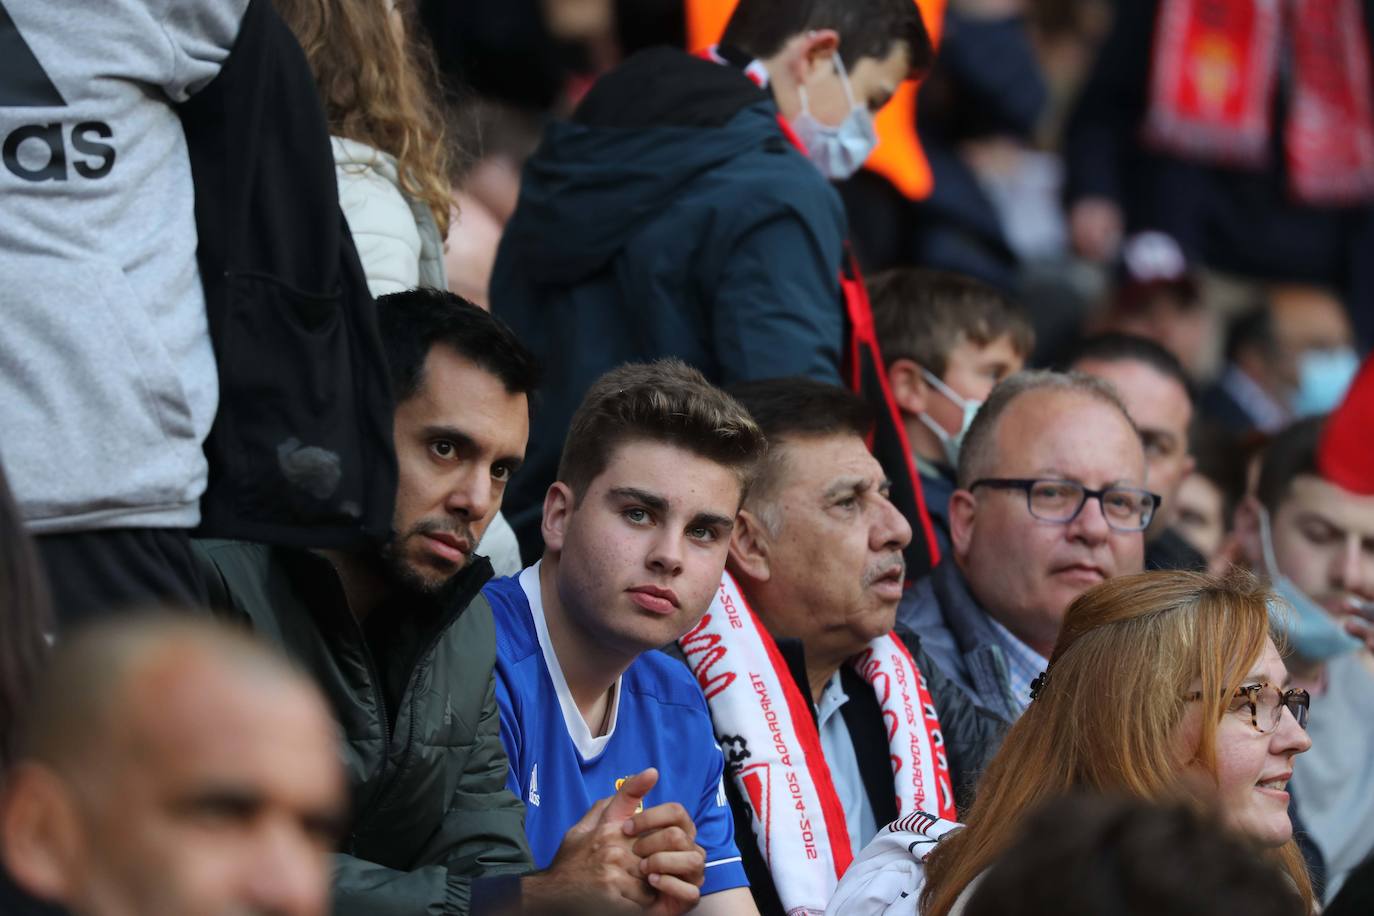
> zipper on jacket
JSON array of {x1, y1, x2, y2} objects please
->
[{"x1": 361, "y1": 639, "x2": 440, "y2": 819}]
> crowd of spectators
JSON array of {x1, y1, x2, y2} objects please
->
[{"x1": 2, "y1": 1, "x2": 1373, "y2": 914}]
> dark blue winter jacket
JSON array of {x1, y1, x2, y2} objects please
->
[{"x1": 491, "y1": 47, "x2": 848, "y2": 555}]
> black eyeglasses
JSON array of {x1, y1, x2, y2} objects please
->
[
  {"x1": 1184, "y1": 683, "x2": 1310, "y2": 734},
  {"x1": 969, "y1": 478, "x2": 1162, "y2": 532}
]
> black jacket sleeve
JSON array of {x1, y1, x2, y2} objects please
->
[
  {"x1": 1063, "y1": 0, "x2": 1159, "y2": 206},
  {"x1": 897, "y1": 629, "x2": 1006, "y2": 814}
]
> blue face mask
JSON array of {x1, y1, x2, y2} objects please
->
[
  {"x1": 1259, "y1": 506, "x2": 1361, "y2": 661},
  {"x1": 1293, "y1": 347, "x2": 1360, "y2": 417},
  {"x1": 792, "y1": 51, "x2": 878, "y2": 181}
]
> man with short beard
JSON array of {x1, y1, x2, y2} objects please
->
[{"x1": 196, "y1": 289, "x2": 696, "y2": 915}]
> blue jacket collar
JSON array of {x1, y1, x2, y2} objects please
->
[{"x1": 931, "y1": 561, "x2": 1019, "y2": 724}]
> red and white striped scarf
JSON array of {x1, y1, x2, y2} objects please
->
[
  {"x1": 1144, "y1": 0, "x2": 1374, "y2": 205},
  {"x1": 679, "y1": 572, "x2": 956, "y2": 916}
]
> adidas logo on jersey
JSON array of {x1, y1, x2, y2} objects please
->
[{"x1": 528, "y1": 764, "x2": 540, "y2": 807}]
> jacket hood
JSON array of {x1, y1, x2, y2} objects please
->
[
  {"x1": 332, "y1": 136, "x2": 398, "y2": 179},
  {"x1": 500, "y1": 48, "x2": 790, "y2": 285}
]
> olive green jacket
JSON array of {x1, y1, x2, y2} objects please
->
[{"x1": 195, "y1": 541, "x2": 532, "y2": 915}]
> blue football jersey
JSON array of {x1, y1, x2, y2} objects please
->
[{"x1": 487, "y1": 564, "x2": 747, "y2": 897}]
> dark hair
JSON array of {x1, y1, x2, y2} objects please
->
[
  {"x1": 376, "y1": 288, "x2": 540, "y2": 402},
  {"x1": 1067, "y1": 332, "x2": 1196, "y2": 404},
  {"x1": 728, "y1": 377, "x2": 874, "y2": 443},
  {"x1": 557, "y1": 360, "x2": 766, "y2": 501},
  {"x1": 1226, "y1": 305, "x2": 1279, "y2": 363},
  {"x1": 1189, "y1": 424, "x2": 1250, "y2": 526},
  {"x1": 0, "y1": 463, "x2": 52, "y2": 771},
  {"x1": 1255, "y1": 417, "x2": 1325, "y2": 515},
  {"x1": 727, "y1": 378, "x2": 874, "y2": 512},
  {"x1": 869, "y1": 268, "x2": 1035, "y2": 378},
  {"x1": 963, "y1": 794, "x2": 1306, "y2": 916},
  {"x1": 721, "y1": 0, "x2": 933, "y2": 75}
]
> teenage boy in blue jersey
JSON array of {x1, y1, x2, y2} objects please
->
[{"x1": 485, "y1": 360, "x2": 767, "y2": 915}]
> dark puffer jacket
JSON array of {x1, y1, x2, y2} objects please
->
[
  {"x1": 898, "y1": 559, "x2": 1023, "y2": 728},
  {"x1": 194, "y1": 541, "x2": 532, "y2": 915}
]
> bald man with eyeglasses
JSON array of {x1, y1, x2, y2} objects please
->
[{"x1": 899, "y1": 370, "x2": 1152, "y2": 727}]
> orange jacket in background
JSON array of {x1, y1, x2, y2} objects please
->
[{"x1": 684, "y1": 0, "x2": 945, "y2": 200}]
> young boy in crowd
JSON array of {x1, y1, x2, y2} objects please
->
[
  {"x1": 485, "y1": 360, "x2": 767, "y2": 915},
  {"x1": 490, "y1": 0, "x2": 935, "y2": 562},
  {"x1": 869, "y1": 268, "x2": 1034, "y2": 550}
]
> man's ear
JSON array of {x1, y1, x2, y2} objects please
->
[
  {"x1": 888, "y1": 358, "x2": 933, "y2": 418},
  {"x1": 1180, "y1": 454, "x2": 1197, "y2": 482},
  {"x1": 540, "y1": 482, "x2": 576, "y2": 555},
  {"x1": 1, "y1": 764, "x2": 83, "y2": 905},
  {"x1": 789, "y1": 28, "x2": 840, "y2": 84},
  {"x1": 1233, "y1": 494, "x2": 1265, "y2": 568},
  {"x1": 728, "y1": 509, "x2": 772, "y2": 584},
  {"x1": 948, "y1": 489, "x2": 978, "y2": 560}
]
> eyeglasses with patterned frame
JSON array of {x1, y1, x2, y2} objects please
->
[
  {"x1": 968, "y1": 478, "x2": 1162, "y2": 532},
  {"x1": 1184, "y1": 682, "x2": 1310, "y2": 734}
]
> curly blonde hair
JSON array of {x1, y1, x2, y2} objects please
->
[{"x1": 275, "y1": 0, "x2": 454, "y2": 236}]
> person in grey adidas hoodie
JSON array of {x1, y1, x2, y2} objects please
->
[{"x1": 0, "y1": 0, "x2": 247, "y2": 623}]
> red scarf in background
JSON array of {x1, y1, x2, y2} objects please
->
[{"x1": 1144, "y1": 0, "x2": 1374, "y2": 206}]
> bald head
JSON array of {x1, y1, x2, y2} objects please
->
[
  {"x1": 3, "y1": 615, "x2": 346, "y2": 916},
  {"x1": 957, "y1": 370, "x2": 1136, "y2": 489},
  {"x1": 21, "y1": 616, "x2": 317, "y2": 774},
  {"x1": 948, "y1": 372, "x2": 1148, "y2": 656}
]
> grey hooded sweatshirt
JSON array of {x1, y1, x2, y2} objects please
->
[{"x1": 0, "y1": 0, "x2": 246, "y2": 533}]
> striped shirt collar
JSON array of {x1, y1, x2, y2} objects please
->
[{"x1": 985, "y1": 615, "x2": 1049, "y2": 715}]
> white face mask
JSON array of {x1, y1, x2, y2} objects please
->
[
  {"x1": 791, "y1": 50, "x2": 878, "y2": 181},
  {"x1": 915, "y1": 368, "x2": 983, "y2": 469}
]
